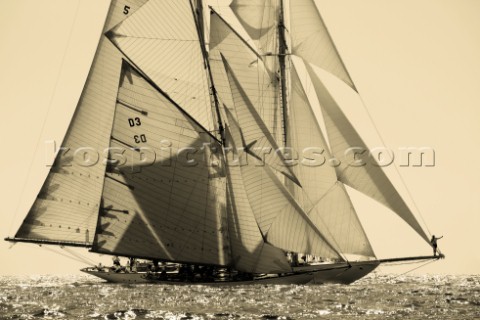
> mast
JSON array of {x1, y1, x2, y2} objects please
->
[
  {"x1": 190, "y1": 0, "x2": 225, "y2": 145},
  {"x1": 278, "y1": 0, "x2": 288, "y2": 146}
]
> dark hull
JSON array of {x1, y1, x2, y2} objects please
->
[
  {"x1": 81, "y1": 268, "x2": 315, "y2": 285},
  {"x1": 296, "y1": 261, "x2": 380, "y2": 284},
  {"x1": 81, "y1": 260, "x2": 379, "y2": 285}
]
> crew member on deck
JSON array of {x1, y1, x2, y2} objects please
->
[
  {"x1": 112, "y1": 256, "x2": 121, "y2": 272},
  {"x1": 430, "y1": 235, "x2": 443, "y2": 256}
]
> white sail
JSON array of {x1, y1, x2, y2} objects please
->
[
  {"x1": 93, "y1": 62, "x2": 229, "y2": 266},
  {"x1": 287, "y1": 58, "x2": 375, "y2": 257},
  {"x1": 288, "y1": 0, "x2": 355, "y2": 90},
  {"x1": 106, "y1": 0, "x2": 216, "y2": 132},
  {"x1": 229, "y1": 0, "x2": 279, "y2": 55},
  {"x1": 221, "y1": 56, "x2": 299, "y2": 186},
  {"x1": 209, "y1": 11, "x2": 281, "y2": 142},
  {"x1": 306, "y1": 62, "x2": 430, "y2": 243},
  {"x1": 287, "y1": 58, "x2": 338, "y2": 208},
  {"x1": 225, "y1": 141, "x2": 292, "y2": 274},
  {"x1": 13, "y1": 0, "x2": 148, "y2": 245},
  {"x1": 225, "y1": 117, "x2": 341, "y2": 260}
]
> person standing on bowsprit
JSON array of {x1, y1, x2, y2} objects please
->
[{"x1": 430, "y1": 235, "x2": 443, "y2": 256}]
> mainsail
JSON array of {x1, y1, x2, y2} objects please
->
[
  {"x1": 12, "y1": 0, "x2": 148, "y2": 246},
  {"x1": 92, "y1": 62, "x2": 229, "y2": 265}
]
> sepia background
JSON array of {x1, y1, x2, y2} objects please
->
[{"x1": 0, "y1": 0, "x2": 479, "y2": 275}]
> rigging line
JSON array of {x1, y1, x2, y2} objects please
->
[
  {"x1": 8, "y1": 0, "x2": 82, "y2": 237},
  {"x1": 191, "y1": 0, "x2": 225, "y2": 144},
  {"x1": 355, "y1": 93, "x2": 432, "y2": 238},
  {"x1": 394, "y1": 259, "x2": 437, "y2": 278},
  {"x1": 64, "y1": 246, "x2": 97, "y2": 265},
  {"x1": 41, "y1": 245, "x2": 94, "y2": 266},
  {"x1": 107, "y1": 35, "x2": 200, "y2": 41}
]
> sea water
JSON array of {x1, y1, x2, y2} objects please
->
[{"x1": 0, "y1": 273, "x2": 478, "y2": 319}]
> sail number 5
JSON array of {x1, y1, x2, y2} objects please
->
[{"x1": 123, "y1": 5, "x2": 130, "y2": 15}]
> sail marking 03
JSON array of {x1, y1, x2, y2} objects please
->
[
  {"x1": 106, "y1": 0, "x2": 216, "y2": 133},
  {"x1": 92, "y1": 62, "x2": 229, "y2": 266}
]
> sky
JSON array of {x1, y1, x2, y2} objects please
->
[{"x1": 0, "y1": 0, "x2": 479, "y2": 276}]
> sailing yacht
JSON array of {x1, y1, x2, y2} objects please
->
[{"x1": 5, "y1": 0, "x2": 442, "y2": 284}]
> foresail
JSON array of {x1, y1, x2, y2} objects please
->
[
  {"x1": 209, "y1": 11, "x2": 280, "y2": 143},
  {"x1": 106, "y1": 0, "x2": 216, "y2": 132},
  {"x1": 225, "y1": 114, "x2": 341, "y2": 261},
  {"x1": 289, "y1": 0, "x2": 356, "y2": 90},
  {"x1": 225, "y1": 146, "x2": 291, "y2": 274},
  {"x1": 221, "y1": 56, "x2": 299, "y2": 186},
  {"x1": 92, "y1": 62, "x2": 229, "y2": 266},
  {"x1": 13, "y1": 0, "x2": 148, "y2": 246},
  {"x1": 287, "y1": 59, "x2": 374, "y2": 258},
  {"x1": 287, "y1": 58, "x2": 338, "y2": 208},
  {"x1": 306, "y1": 62, "x2": 430, "y2": 243}
]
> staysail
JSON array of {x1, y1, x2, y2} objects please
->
[
  {"x1": 225, "y1": 132, "x2": 292, "y2": 273},
  {"x1": 209, "y1": 10, "x2": 281, "y2": 143},
  {"x1": 221, "y1": 56, "x2": 299, "y2": 186},
  {"x1": 222, "y1": 58, "x2": 342, "y2": 261},
  {"x1": 12, "y1": 0, "x2": 148, "y2": 246},
  {"x1": 92, "y1": 61, "x2": 229, "y2": 266},
  {"x1": 306, "y1": 62, "x2": 430, "y2": 243},
  {"x1": 286, "y1": 56, "x2": 374, "y2": 258}
]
